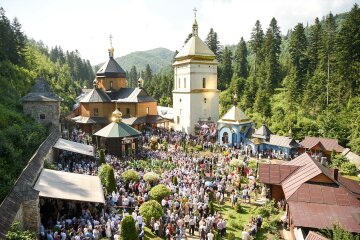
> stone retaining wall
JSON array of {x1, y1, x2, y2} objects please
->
[{"x1": 0, "y1": 129, "x2": 60, "y2": 239}]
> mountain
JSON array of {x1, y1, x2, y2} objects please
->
[{"x1": 95, "y1": 47, "x2": 174, "y2": 74}]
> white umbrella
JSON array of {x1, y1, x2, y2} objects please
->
[{"x1": 201, "y1": 124, "x2": 209, "y2": 129}]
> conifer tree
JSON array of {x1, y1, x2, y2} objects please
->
[
  {"x1": 218, "y1": 46, "x2": 233, "y2": 90},
  {"x1": 128, "y1": 65, "x2": 137, "y2": 88},
  {"x1": 205, "y1": 28, "x2": 222, "y2": 60},
  {"x1": 234, "y1": 37, "x2": 248, "y2": 79},
  {"x1": 249, "y1": 20, "x2": 264, "y2": 77}
]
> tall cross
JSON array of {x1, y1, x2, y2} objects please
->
[
  {"x1": 109, "y1": 34, "x2": 113, "y2": 47},
  {"x1": 193, "y1": 8, "x2": 197, "y2": 19}
]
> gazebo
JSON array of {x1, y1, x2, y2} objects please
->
[{"x1": 94, "y1": 109, "x2": 141, "y2": 157}]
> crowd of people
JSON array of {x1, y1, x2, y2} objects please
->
[{"x1": 41, "y1": 126, "x2": 277, "y2": 240}]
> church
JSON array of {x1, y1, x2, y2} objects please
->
[
  {"x1": 172, "y1": 11, "x2": 220, "y2": 134},
  {"x1": 72, "y1": 42, "x2": 166, "y2": 133}
]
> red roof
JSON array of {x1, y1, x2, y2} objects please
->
[
  {"x1": 305, "y1": 231, "x2": 328, "y2": 240},
  {"x1": 258, "y1": 164, "x2": 299, "y2": 185},
  {"x1": 289, "y1": 201, "x2": 360, "y2": 233},
  {"x1": 288, "y1": 183, "x2": 360, "y2": 206},
  {"x1": 281, "y1": 153, "x2": 323, "y2": 200},
  {"x1": 299, "y1": 136, "x2": 344, "y2": 152}
]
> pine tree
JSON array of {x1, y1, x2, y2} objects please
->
[
  {"x1": 128, "y1": 65, "x2": 137, "y2": 88},
  {"x1": 263, "y1": 18, "x2": 282, "y2": 92},
  {"x1": 249, "y1": 20, "x2": 264, "y2": 77},
  {"x1": 205, "y1": 28, "x2": 222, "y2": 60},
  {"x1": 218, "y1": 46, "x2": 233, "y2": 90},
  {"x1": 233, "y1": 37, "x2": 248, "y2": 79},
  {"x1": 184, "y1": 33, "x2": 192, "y2": 44},
  {"x1": 336, "y1": 4, "x2": 360, "y2": 98},
  {"x1": 143, "y1": 64, "x2": 152, "y2": 82},
  {"x1": 286, "y1": 23, "x2": 308, "y2": 103},
  {"x1": 307, "y1": 17, "x2": 322, "y2": 76}
]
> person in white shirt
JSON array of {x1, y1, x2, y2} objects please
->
[
  {"x1": 242, "y1": 228, "x2": 250, "y2": 240},
  {"x1": 207, "y1": 231, "x2": 214, "y2": 240}
]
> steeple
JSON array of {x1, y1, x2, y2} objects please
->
[
  {"x1": 192, "y1": 8, "x2": 198, "y2": 36},
  {"x1": 233, "y1": 92, "x2": 238, "y2": 106},
  {"x1": 138, "y1": 72, "x2": 144, "y2": 88},
  {"x1": 108, "y1": 34, "x2": 114, "y2": 58}
]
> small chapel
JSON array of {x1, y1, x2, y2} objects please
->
[
  {"x1": 172, "y1": 9, "x2": 219, "y2": 134},
  {"x1": 72, "y1": 39, "x2": 166, "y2": 133}
]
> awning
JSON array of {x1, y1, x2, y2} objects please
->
[
  {"x1": 53, "y1": 138, "x2": 95, "y2": 157},
  {"x1": 34, "y1": 169, "x2": 105, "y2": 204}
]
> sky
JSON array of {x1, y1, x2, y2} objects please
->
[{"x1": 1, "y1": 0, "x2": 359, "y2": 64}]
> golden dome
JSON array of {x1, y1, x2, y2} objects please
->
[{"x1": 111, "y1": 108, "x2": 122, "y2": 123}]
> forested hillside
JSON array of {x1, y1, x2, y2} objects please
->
[
  {"x1": 144, "y1": 4, "x2": 360, "y2": 154},
  {"x1": 0, "y1": 7, "x2": 94, "y2": 202},
  {"x1": 94, "y1": 47, "x2": 174, "y2": 75}
]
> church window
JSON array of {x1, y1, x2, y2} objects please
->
[
  {"x1": 146, "y1": 107, "x2": 149, "y2": 115},
  {"x1": 180, "y1": 98, "x2": 182, "y2": 102},
  {"x1": 93, "y1": 108, "x2": 99, "y2": 116},
  {"x1": 203, "y1": 78, "x2": 206, "y2": 88},
  {"x1": 204, "y1": 98, "x2": 207, "y2": 103},
  {"x1": 39, "y1": 114, "x2": 46, "y2": 120},
  {"x1": 126, "y1": 108, "x2": 130, "y2": 115},
  {"x1": 110, "y1": 81, "x2": 113, "y2": 88},
  {"x1": 184, "y1": 78, "x2": 186, "y2": 88},
  {"x1": 177, "y1": 116, "x2": 180, "y2": 124},
  {"x1": 178, "y1": 78, "x2": 180, "y2": 89}
]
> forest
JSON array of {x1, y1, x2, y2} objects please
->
[
  {"x1": 0, "y1": 7, "x2": 94, "y2": 201},
  {"x1": 143, "y1": 4, "x2": 360, "y2": 155}
]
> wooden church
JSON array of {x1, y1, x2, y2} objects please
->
[{"x1": 72, "y1": 42, "x2": 166, "y2": 133}]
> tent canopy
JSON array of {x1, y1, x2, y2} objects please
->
[
  {"x1": 34, "y1": 169, "x2": 105, "y2": 204},
  {"x1": 53, "y1": 138, "x2": 94, "y2": 157}
]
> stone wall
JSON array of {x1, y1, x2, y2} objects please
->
[
  {"x1": 23, "y1": 101, "x2": 60, "y2": 127},
  {"x1": 0, "y1": 129, "x2": 60, "y2": 239}
]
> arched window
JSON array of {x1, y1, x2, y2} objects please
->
[
  {"x1": 203, "y1": 78, "x2": 206, "y2": 88},
  {"x1": 184, "y1": 78, "x2": 186, "y2": 88}
]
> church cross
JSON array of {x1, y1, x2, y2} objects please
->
[
  {"x1": 109, "y1": 34, "x2": 113, "y2": 47},
  {"x1": 193, "y1": 8, "x2": 197, "y2": 19}
]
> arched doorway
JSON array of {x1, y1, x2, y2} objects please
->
[{"x1": 222, "y1": 132, "x2": 229, "y2": 144}]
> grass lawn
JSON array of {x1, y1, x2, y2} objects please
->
[{"x1": 215, "y1": 200, "x2": 285, "y2": 240}]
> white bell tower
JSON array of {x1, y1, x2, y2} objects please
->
[{"x1": 172, "y1": 9, "x2": 219, "y2": 134}]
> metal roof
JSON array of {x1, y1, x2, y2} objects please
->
[
  {"x1": 289, "y1": 201, "x2": 360, "y2": 233},
  {"x1": 175, "y1": 35, "x2": 215, "y2": 60},
  {"x1": 96, "y1": 57, "x2": 126, "y2": 78},
  {"x1": 122, "y1": 115, "x2": 168, "y2": 126},
  {"x1": 305, "y1": 231, "x2": 329, "y2": 240},
  {"x1": 111, "y1": 88, "x2": 157, "y2": 103},
  {"x1": 80, "y1": 88, "x2": 112, "y2": 103},
  {"x1": 34, "y1": 169, "x2": 105, "y2": 204},
  {"x1": 299, "y1": 136, "x2": 345, "y2": 152},
  {"x1": 72, "y1": 116, "x2": 108, "y2": 124},
  {"x1": 342, "y1": 148, "x2": 360, "y2": 169},
  {"x1": 218, "y1": 105, "x2": 252, "y2": 124},
  {"x1": 281, "y1": 153, "x2": 324, "y2": 200},
  {"x1": 252, "y1": 123, "x2": 273, "y2": 139},
  {"x1": 288, "y1": 182, "x2": 360, "y2": 206},
  {"x1": 94, "y1": 121, "x2": 141, "y2": 138},
  {"x1": 22, "y1": 78, "x2": 61, "y2": 102},
  {"x1": 53, "y1": 138, "x2": 95, "y2": 157},
  {"x1": 258, "y1": 164, "x2": 299, "y2": 185},
  {"x1": 267, "y1": 135, "x2": 300, "y2": 148}
]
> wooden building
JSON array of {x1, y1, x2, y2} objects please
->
[
  {"x1": 258, "y1": 153, "x2": 360, "y2": 238},
  {"x1": 72, "y1": 45, "x2": 166, "y2": 133},
  {"x1": 298, "y1": 136, "x2": 344, "y2": 159}
]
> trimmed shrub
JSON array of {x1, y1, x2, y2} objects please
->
[
  {"x1": 98, "y1": 164, "x2": 116, "y2": 194},
  {"x1": 139, "y1": 200, "x2": 163, "y2": 225},
  {"x1": 121, "y1": 170, "x2": 139, "y2": 183},
  {"x1": 194, "y1": 145, "x2": 203, "y2": 152},
  {"x1": 172, "y1": 175, "x2": 178, "y2": 186},
  {"x1": 149, "y1": 184, "x2": 171, "y2": 202},
  {"x1": 120, "y1": 216, "x2": 138, "y2": 240},
  {"x1": 98, "y1": 149, "x2": 105, "y2": 165},
  {"x1": 143, "y1": 172, "x2": 160, "y2": 185},
  {"x1": 209, "y1": 201, "x2": 215, "y2": 215}
]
